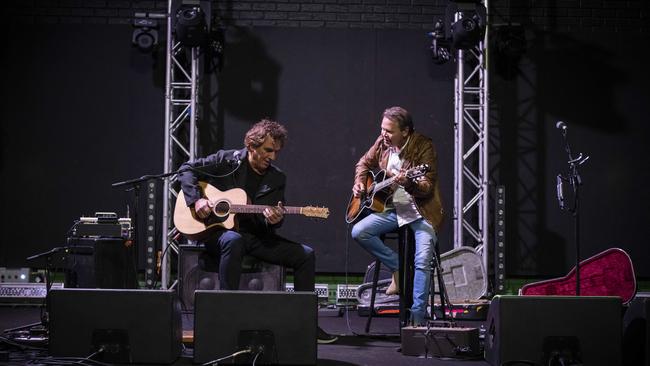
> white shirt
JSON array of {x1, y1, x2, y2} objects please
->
[{"x1": 385, "y1": 138, "x2": 422, "y2": 227}]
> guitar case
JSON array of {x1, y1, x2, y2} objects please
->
[
  {"x1": 356, "y1": 246, "x2": 488, "y2": 306},
  {"x1": 356, "y1": 262, "x2": 399, "y2": 307},
  {"x1": 520, "y1": 247, "x2": 637, "y2": 304},
  {"x1": 434, "y1": 246, "x2": 488, "y2": 303}
]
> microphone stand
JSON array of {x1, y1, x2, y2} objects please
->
[
  {"x1": 111, "y1": 157, "x2": 243, "y2": 220},
  {"x1": 556, "y1": 124, "x2": 589, "y2": 296},
  {"x1": 23, "y1": 246, "x2": 94, "y2": 329},
  {"x1": 429, "y1": 239, "x2": 453, "y2": 325},
  {"x1": 111, "y1": 157, "x2": 242, "y2": 286},
  {"x1": 112, "y1": 169, "x2": 189, "y2": 288}
]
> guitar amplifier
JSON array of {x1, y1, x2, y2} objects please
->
[
  {"x1": 0, "y1": 282, "x2": 64, "y2": 304},
  {"x1": 73, "y1": 213, "x2": 132, "y2": 239},
  {"x1": 61, "y1": 237, "x2": 137, "y2": 289}
]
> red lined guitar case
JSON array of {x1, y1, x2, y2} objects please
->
[{"x1": 520, "y1": 247, "x2": 636, "y2": 304}]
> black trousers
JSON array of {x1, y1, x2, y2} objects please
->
[{"x1": 203, "y1": 230, "x2": 316, "y2": 292}]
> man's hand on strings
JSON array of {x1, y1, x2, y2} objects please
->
[
  {"x1": 395, "y1": 169, "x2": 408, "y2": 186},
  {"x1": 352, "y1": 183, "x2": 366, "y2": 198},
  {"x1": 194, "y1": 198, "x2": 212, "y2": 219},
  {"x1": 264, "y1": 201, "x2": 285, "y2": 225}
]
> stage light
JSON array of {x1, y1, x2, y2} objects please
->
[
  {"x1": 132, "y1": 17, "x2": 159, "y2": 53},
  {"x1": 429, "y1": 20, "x2": 451, "y2": 65},
  {"x1": 451, "y1": 13, "x2": 484, "y2": 50},
  {"x1": 443, "y1": 0, "x2": 487, "y2": 51},
  {"x1": 175, "y1": 6, "x2": 208, "y2": 47},
  {"x1": 429, "y1": 1, "x2": 486, "y2": 65}
]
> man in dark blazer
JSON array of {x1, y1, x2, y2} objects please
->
[{"x1": 178, "y1": 119, "x2": 337, "y2": 343}]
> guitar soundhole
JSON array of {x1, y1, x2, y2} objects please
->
[{"x1": 213, "y1": 200, "x2": 231, "y2": 217}]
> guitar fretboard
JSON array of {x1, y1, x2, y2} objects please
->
[
  {"x1": 229, "y1": 205, "x2": 304, "y2": 215},
  {"x1": 373, "y1": 176, "x2": 398, "y2": 193},
  {"x1": 371, "y1": 165, "x2": 427, "y2": 194}
]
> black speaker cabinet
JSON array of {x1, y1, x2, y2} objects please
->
[
  {"x1": 61, "y1": 249, "x2": 96, "y2": 288},
  {"x1": 194, "y1": 290, "x2": 317, "y2": 365},
  {"x1": 49, "y1": 288, "x2": 182, "y2": 364},
  {"x1": 484, "y1": 295, "x2": 622, "y2": 366},
  {"x1": 62, "y1": 237, "x2": 137, "y2": 289},
  {"x1": 623, "y1": 293, "x2": 650, "y2": 366},
  {"x1": 178, "y1": 245, "x2": 285, "y2": 310}
]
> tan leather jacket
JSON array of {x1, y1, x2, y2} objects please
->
[{"x1": 354, "y1": 132, "x2": 444, "y2": 232}]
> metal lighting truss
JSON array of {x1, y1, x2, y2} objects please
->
[
  {"x1": 161, "y1": 0, "x2": 201, "y2": 289},
  {"x1": 453, "y1": 7, "x2": 490, "y2": 275}
]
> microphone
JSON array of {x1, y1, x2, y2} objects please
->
[
  {"x1": 229, "y1": 150, "x2": 242, "y2": 166},
  {"x1": 556, "y1": 121, "x2": 567, "y2": 131},
  {"x1": 556, "y1": 174, "x2": 565, "y2": 210}
]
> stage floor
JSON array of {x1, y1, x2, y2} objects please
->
[{"x1": 0, "y1": 304, "x2": 490, "y2": 366}]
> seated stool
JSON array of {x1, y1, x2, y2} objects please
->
[
  {"x1": 178, "y1": 244, "x2": 285, "y2": 311},
  {"x1": 365, "y1": 226, "x2": 414, "y2": 333}
]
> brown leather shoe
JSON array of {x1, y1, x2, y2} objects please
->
[{"x1": 385, "y1": 271, "x2": 399, "y2": 295}]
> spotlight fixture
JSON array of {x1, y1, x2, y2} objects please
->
[
  {"x1": 132, "y1": 17, "x2": 159, "y2": 53},
  {"x1": 175, "y1": 6, "x2": 208, "y2": 47},
  {"x1": 206, "y1": 27, "x2": 225, "y2": 73},
  {"x1": 429, "y1": 20, "x2": 451, "y2": 65},
  {"x1": 451, "y1": 13, "x2": 485, "y2": 50},
  {"x1": 428, "y1": 1, "x2": 487, "y2": 65},
  {"x1": 447, "y1": 0, "x2": 486, "y2": 51}
]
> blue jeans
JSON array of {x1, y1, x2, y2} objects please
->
[{"x1": 351, "y1": 210, "x2": 437, "y2": 325}]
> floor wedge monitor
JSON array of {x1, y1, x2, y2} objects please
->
[
  {"x1": 194, "y1": 290, "x2": 317, "y2": 365},
  {"x1": 49, "y1": 288, "x2": 182, "y2": 364},
  {"x1": 484, "y1": 295, "x2": 622, "y2": 366}
]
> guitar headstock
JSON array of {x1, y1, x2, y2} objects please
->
[
  {"x1": 302, "y1": 206, "x2": 330, "y2": 219},
  {"x1": 407, "y1": 164, "x2": 430, "y2": 179}
]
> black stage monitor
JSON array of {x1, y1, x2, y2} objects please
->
[
  {"x1": 49, "y1": 288, "x2": 182, "y2": 364},
  {"x1": 193, "y1": 290, "x2": 317, "y2": 365},
  {"x1": 484, "y1": 295, "x2": 622, "y2": 366}
]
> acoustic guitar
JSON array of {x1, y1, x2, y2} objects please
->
[
  {"x1": 345, "y1": 164, "x2": 430, "y2": 224},
  {"x1": 174, "y1": 182, "x2": 329, "y2": 240}
]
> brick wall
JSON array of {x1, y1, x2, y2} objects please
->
[{"x1": 7, "y1": 0, "x2": 649, "y2": 33}]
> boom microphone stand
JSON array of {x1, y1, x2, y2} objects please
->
[
  {"x1": 429, "y1": 239, "x2": 453, "y2": 324},
  {"x1": 555, "y1": 121, "x2": 589, "y2": 296}
]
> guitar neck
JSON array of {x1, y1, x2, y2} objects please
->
[
  {"x1": 373, "y1": 176, "x2": 397, "y2": 193},
  {"x1": 230, "y1": 204, "x2": 305, "y2": 215},
  {"x1": 371, "y1": 165, "x2": 426, "y2": 193}
]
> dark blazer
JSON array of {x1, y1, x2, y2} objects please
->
[{"x1": 177, "y1": 147, "x2": 286, "y2": 236}]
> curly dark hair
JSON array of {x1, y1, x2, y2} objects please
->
[{"x1": 244, "y1": 119, "x2": 288, "y2": 148}]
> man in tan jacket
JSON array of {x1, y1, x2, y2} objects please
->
[{"x1": 350, "y1": 106, "x2": 444, "y2": 325}]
